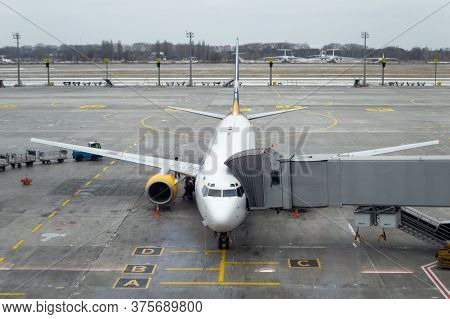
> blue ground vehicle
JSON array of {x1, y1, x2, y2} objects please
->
[{"x1": 73, "y1": 141, "x2": 103, "y2": 162}]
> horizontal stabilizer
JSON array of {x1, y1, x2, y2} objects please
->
[
  {"x1": 247, "y1": 107, "x2": 307, "y2": 120},
  {"x1": 167, "y1": 106, "x2": 226, "y2": 119}
]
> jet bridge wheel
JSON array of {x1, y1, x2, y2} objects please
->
[{"x1": 218, "y1": 232, "x2": 230, "y2": 249}]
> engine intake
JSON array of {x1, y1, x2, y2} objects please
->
[{"x1": 145, "y1": 173, "x2": 178, "y2": 205}]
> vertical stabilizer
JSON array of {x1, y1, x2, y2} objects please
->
[{"x1": 232, "y1": 38, "x2": 240, "y2": 115}]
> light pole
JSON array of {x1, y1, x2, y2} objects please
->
[
  {"x1": 156, "y1": 57, "x2": 161, "y2": 86},
  {"x1": 44, "y1": 58, "x2": 51, "y2": 86},
  {"x1": 381, "y1": 57, "x2": 386, "y2": 86},
  {"x1": 186, "y1": 31, "x2": 194, "y2": 87},
  {"x1": 13, "y1": 33, "x2": 22, "y2": 86},
  {"x1": 433, "y1": 57, "x2": 439, "y2": 86},
  {"x1": 268, "y1": 58, "x2": 273, "y2": 86},
  {"x1": 103, "y1": 57, "x2": 110, "y2": 79},
  {"x1": 361, "y1": 32, "x2": 369, "y2": 86}
]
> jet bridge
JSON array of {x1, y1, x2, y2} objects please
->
[{"x1": 225, "y1": 148, "x2": 450, "y2": 244}]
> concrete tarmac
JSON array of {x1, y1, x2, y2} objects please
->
[{"x1": 0, "y1": 86, "x2": 449, "y2": 298}]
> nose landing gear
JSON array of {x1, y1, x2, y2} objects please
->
[{"x1": 218, "y1": 232, "x2": 230, "y2": 249}]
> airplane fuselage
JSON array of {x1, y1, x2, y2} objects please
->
[{"x1": 195, "y1": 113, "x2": 255, "y2": 233}]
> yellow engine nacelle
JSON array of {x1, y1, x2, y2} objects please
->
[{"x1": 145, "y1": 172, "x2": 178, "y2": 205}]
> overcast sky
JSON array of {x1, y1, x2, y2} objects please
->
[{"x1": 1, "y1": 0, "x2": 449, "y2": 49}]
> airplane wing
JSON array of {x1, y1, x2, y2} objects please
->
[
  {"x1": 167, "y1": 106, "x2": 226, "y2": 120},
  {"x1": 246, "y1": 107, "x2": 307, "y2": 120},
  {"x1": 31, "y1": 138, "x2": 200, "y2": 177},
  {"x1": 337, "y1": 140, "x2": 439, "y2": 157}
]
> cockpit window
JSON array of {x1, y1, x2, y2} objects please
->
[
  {"x1": 208, "y1": 189, "x2": 222, "y2": 197},
  {"x1": 223, "y1": 189, "x2": 238, "y2": 197},
  {"x1": 237, "y1": 186, "x2": 244, "y2": 197}
]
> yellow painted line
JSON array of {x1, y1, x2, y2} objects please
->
[
  {"x1": 79, "y1": 104, "x2": 106, "y2": 109},
  {"x1": 31, "y1": 224, "x2": 43, "y2": 233},
  {"x1": 366, "y1": 107, "x2": 395, "y2": 112},
  {"x1": 170, "y1": 250, "x2": 200, "y2": 253},
  {"x1": 275, "y1": 105, "x2": 303, "y2": 109},
  {"x1": 48, "y1": 210, "x2": 58, "y2": 219},
  {"x1": 0, "y1": 104, "x2": 17, "y2": 109},
  {"x1": 0, "y1": 257, "x2": 5, "y2": 262},
  {"x1": 206, "y1": 250, "x2": 222, "y2": 253},
  {"x1": 84, "y1": 181, "x2": 92, "y2": 186},
  {"x1": 62, "y1": 199, "x2": 71, "y2": 207},
  {"x1": 12, "y1": 239, "x2": 25, "y2": 250},
  {"x1": 165, "y1": 268, "x2": 220, "y2": 271},
  {"x1": 218, "y1": 249, "x2": 226, "y2": 283},
  {"x1": 101, "y1": 166, "x2": 109, "y2": 172},
  {"x1": 230, "y1": 107, "x2": 252, "y2": 112},
  {"x1": 110, "y1": 160, "x2": 116, "y2": 165},
  {"x1": 0, "y1": 292, "x2": 26, "y2": 296},
  {"x1": 160, "y1": 282, "x2": 280, "y2": 286},
  {"x1": 93, "y1": 173, "x2": 101, "y2": 179},
  {"x1": 225, "y1": 261, "x2": 279, "y2": 265},
  {"x1": 74, "y1": 190, "x2": 81, "y2": 196}
]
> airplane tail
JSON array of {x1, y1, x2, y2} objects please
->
[{"x1": 232, "y1": 38, "x2": 240, "y2": 115}]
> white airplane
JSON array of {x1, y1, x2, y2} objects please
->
[
  {"x1": 366, "y1": 53, "x2": 399, "y2": 64},
  {"x1": 0, "y1": 55, "x2": 13, "y2": 64},
  {"x1": 308, "y1": 49, "x2": 355, "y2": 63},
  {"x1": 31, "y1": 39, "x2": 439, "y2": 249},
  {"x1": 268, "y1": 49, "x2": 303, "y2": 63}
]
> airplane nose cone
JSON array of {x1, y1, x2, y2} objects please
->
[{"x1": 205, "y1": 199, "x2": 243, "y2": 232}]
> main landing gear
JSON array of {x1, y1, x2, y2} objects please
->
[{"x1": 217, "y1": 232, "x2": 230, "y2": 249}]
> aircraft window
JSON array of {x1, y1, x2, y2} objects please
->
[
  {"x1": 237, "y1": 186, "x2": 244, "y2": 197},
  {"x1": 223, "y1": 189, "x2": 238, "y2": 197},
  {"x1": 210, "y1": 183, "x2": 215, "y2": 187},
  {"x1": 208, "y1": 189, "x2": 222, "y2": 197},
  {"x1": 202, "y1": 185, "x2": 208, "y2": 197}
]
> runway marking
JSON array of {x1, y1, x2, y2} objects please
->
[
  {"x1": 31, "y1": 224, "x2": 43, "y2": 233},
  {"x1": 160, "y1": 282, "x2": 280, "y2": 286},
  {"x1": 48, "y1": 210, "x2": 58, "y2": 219},
  {"x1": 62, "y1": 199, "x2": 71, "y2": 207},
  {"x1": 101, "y1": 167, "x2": 109, "y2": 172},
  {"x1": 165, "y1": 267, "x2": 219, "y2": 271},
  {"x1": 122, "y1": 264, "x2": 156, "y2": 274},
  {"x1": 288, "y1": 259, "x2": 321, "y2": 268},
  {"x1": 79, "y1": 104, "x2": 106, "y2": 109},
  {"x1": 230, "y1": 107, "x2": 252, "y2": 112},
  {"x1": 225, "y1": 261, "x2": 279, "y2": 265},
  {"x1": 0, "y1": 292, "x2": 26, "y2": 296},
  {"x1": 421, "y1": 261, "x2": 449, "y2": 299},
  {"x1": 366, "y1": 107, "x2": 395, "y2": 112},
  {"x1": 0, "y1": 257, "x2": 5, "y2": 262},
  {"x1": 132, "y1": 247, "x2": 164, "y2": 256},
  {"x1": 110, "y1": 160, "x2": 116, "y2": 165},
  {"x1": 93, "y1": 173, "x2": 101, "y2": 179},
  {"x1": 74, "y1": 190, "x2": 81, "y2": 196},
  {"x1": 113, "y1": 278, "x2": 151, "y2": 289},
  {"x1": 170, "y1": 250, "x2": 200, "y2": 253},
  {"x1": 275, "y1": 105, "x2": 303, "y2": 109},
  {"x1": 12, "y1": 239, "x2": 25, "y2": 250},
  {"x1": 219, "y1": 250, "x2": 226, "y2": 283},
  {"x1": 0, "y1": 104, "x2": 17, "y2": 109},
  {"x1": 84, "y1": 181, "x2": 92, "y2": 186}
]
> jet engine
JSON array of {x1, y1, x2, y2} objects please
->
[{"x1": 145, "y1": 172, "x2": 178, "y2": 205}]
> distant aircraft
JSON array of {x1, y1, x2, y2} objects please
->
[
  {"x1": 366, "y1": 53, "x2": 399, "y2": 64},
  {"x1": 268, "y1": 49, "x2": 304, "y2": 63},
  {"x1": 308, "y1": 49, "x2": 349, "y2": 63},
  {"x1": 174, "y1": 57, "x2": 198, "y2": 64},
  {"x1": 0, "y1": 55, "x2": 13, "y2": 64}
]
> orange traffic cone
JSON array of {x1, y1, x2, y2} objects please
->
[
  {"x1": 154, "y1": 205, "x2": 160, "y2": 217},
  {"x1": 21, "y1": 176, "x2": 32, "y2": 185},
  {"x1": 293, "y1": 208, "x2": 299, "y2": 217}
]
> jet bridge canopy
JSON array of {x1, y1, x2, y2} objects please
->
[{"x1": 224, "y1": 148, "x2": 450, "y2": 210}]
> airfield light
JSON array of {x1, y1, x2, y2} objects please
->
[
  {"x1": 381, "y1": 56, "x2": 386, "y2": 86},
  {"x1": 12, "y1": 33, "x2": 22, "y2": 86},
  {"x1": 361, "y1": 32, "x2": 369, "y2": 86},
  {"x1": 156, "y1": 57, "x2": 161, "y2": 86},
  {"x1": 103, "y1": 57, "x2": 110, "y2": 79},
  {"x1": 186, "y1": 31, "x2": 194, "y2": 87},
  {"x1": 44, "y1": 58, "x2": 51, "y2": 86}
]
